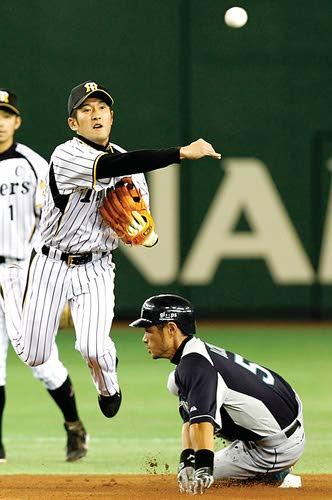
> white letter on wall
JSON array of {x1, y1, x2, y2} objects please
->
[
  {"x1": 318, "y1": 159, "x2": 332, "y2": 283},
  {"x1": 181, "y1": 159, "x2": 314, "y2": 285}
]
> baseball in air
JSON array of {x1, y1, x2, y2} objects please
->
[{"x1": 224, "y1": 7, "x2": 248, "y2": 28}]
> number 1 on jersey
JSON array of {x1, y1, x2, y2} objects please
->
[{"x1": 9, "y1": 205, "x2": 14, "y2": 221}]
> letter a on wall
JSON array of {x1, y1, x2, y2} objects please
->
[{"x1": 181, "y1": 159, "x2": 315, "y2": 285}]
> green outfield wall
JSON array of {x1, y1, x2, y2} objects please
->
[{"x1": 1, "y1": 0, "x2": 332, "y2": 318}]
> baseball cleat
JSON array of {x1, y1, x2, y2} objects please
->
[
  {"x1": 64, "y1": 420, "x2": 89, "y2": 462},
  {"x1": 98, "y1": 390, "x2": 122, "y2": 418},
  {"x1": 250, "y1": 468, "x2": 292, "y2": 485},
  {"x1": 279, "y1": 473, "x2": 302, "y2": 488},
  {"x1": 0, "y1": 445, "x2": 6, "y2": 463}
]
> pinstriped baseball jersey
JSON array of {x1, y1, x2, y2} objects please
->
[
  {"x1": 0, "y1": 143, "x2": 47, "y2": 259},
  {"x1": 0, "y1": 141, "x2": 68, "y2": 391},
  {"x1": 8, "y1": 134, "x2": 152, "y2": 399},
  {"x1": 38, "y1": 137, "x2": 149, "y2": 253}
]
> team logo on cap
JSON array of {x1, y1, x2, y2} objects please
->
[
  {"x1": 0, "y1": 91, "x2": 9, "y2": 103},
  {"x1": 84, "y1": 82, "x2": 98, "y2": 93}
]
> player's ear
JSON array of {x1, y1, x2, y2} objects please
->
[
  {"x1": 110, "y1": 109, "x2": 114, "y2": 124},
  {"x1": 167, "y1": 322, "x2": 178, "y2": 336},
  {"x1": 68, "y1": 116, "x2": 78, "y2": 131},
  {"x1": 14, "y1": 116, "x2": 22, "y2": 131}
]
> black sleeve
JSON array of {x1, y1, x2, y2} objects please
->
[
  {"x1": 177, "y1": 354, "x2": 219, "y2": 427},
  {"x1": 95, "y1": 147, "x2": 181, "y2": 179}
]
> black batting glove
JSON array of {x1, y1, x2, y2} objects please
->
[
  {"x1": 192, "y1": 467, "x2": 214, "y2": 495},
  {"x1": 191, "y1": 449, "x2": 214, "y2": 495}
]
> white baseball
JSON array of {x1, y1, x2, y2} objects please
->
[{"x1": 224, "y1": 7, "x2": 248, "y2": 28}]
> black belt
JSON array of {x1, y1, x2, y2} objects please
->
[
  {"x1": 41, "y1": 245, "x2": 108, "y2": 266},
  {"x1": 0, "y1": 256, "x2": 23, "y2": 264},
  {"x1": 285, "y1": 420, "x2": 300, "y2": 438}
]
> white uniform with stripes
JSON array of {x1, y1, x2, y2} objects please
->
[
  {"x1": 0, "y1": 143, "x2": 67, "y2": 389},
  {"x1": 8, "y1": 136, "x2": 149, "y2": 396}
]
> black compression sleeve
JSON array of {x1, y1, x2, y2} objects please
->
[{"x1": 95, "y1": 147, "x2": 181, "y2": 179}]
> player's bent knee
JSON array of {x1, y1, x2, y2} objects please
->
[
  {"x1": 24, "y1": 354, "x2": 49, "y2": 367},
  {"x1": 79, "y1": 348, "x2": 104, "y2": 364},
  {"x1": 78, "y1": 347, "x2": 93, "y2": 361}
]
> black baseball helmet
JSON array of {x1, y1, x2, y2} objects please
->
[{"x1": 129, "y1": 294, "x2": 196, "y2": 336}]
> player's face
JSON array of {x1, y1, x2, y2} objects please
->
[
  {"x1": 142, "y1": 325, "x2": 175, "y2": 359},
  {"x1": 0, "y1": 109, "x2": 21, "y2": 151},
  {"x1": 68, "y1": 97, "x2": 113, "y2": 147}
]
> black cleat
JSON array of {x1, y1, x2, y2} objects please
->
[
  {"x1": 64, "y1": 420, "x2": 89, "y2": 462},
  {"x1": 263, "y1": 468, "x2": 291, "y2": 484},
  {"x1": 248, "y1": 468, "x2": 291, "y2": 485},
  {"x1": 0, "y1": 444, "x2": 6, "y2": 463},
  {"x1": 98, "y1": 390, "x2": 122, "y2": 418}
]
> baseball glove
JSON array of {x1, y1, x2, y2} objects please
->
[{"x1": 100, "y1": 177, "x2": 158, "y2": 247}]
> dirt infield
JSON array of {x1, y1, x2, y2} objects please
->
[{"x1": 0, "y1": 474, "x2": 331, "y2": 499}]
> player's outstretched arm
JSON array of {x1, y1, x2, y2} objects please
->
[
  {"x1": 95, "y1": 138, "x2": 221, "y2": 181},
  {"x1": 180, "y1": 138, "x2": 221, "y2": 160}
]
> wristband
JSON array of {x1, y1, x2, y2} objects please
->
[
  {"x1": 179, "y1": 448, "x2": 195, "y2": 467},
  {"x1": 195, "y1": 449, "x2": 214, "y2": 470}
]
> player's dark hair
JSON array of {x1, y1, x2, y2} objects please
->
[
  {"x1": 156, "y1": 322, "x2": 188, "y2": 336},
  {"x1": 156, "y1": 324, "x2": 164, "y2": 333}
]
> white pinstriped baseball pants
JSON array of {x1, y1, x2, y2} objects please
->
[
  {"x1": 7, "y1": 251, "x2": 119, "y2": 397},
  {"x1": 0, "y1": 262, "x2": 67, "y2": 390}
]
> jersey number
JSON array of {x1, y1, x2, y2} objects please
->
[
  {"x1": 9, "y1": 205, "x2": 14, "y2": 221},
  {"x1": 234, "y1": 354, "x2": 275, "y2": 385},
  {"x1": 208, "y1": 344, "x2": 275, "y2": 386}
]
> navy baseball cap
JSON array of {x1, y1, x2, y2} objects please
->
[
  {"x1": 129, "y1": 294, "x2": 196, "y2": 336},
  {"x1": 67, "y1": 80, "x2": 114, "y2": 116},
  {"x1": 0, "y1": 89, "x2": 20, "y2": 115}
]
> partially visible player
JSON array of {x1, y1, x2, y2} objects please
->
[
  {"x1": 5, "y1": 80, "x2": 221, "y2": 420},
  {"x1": 0, "y1": 89, "x2": 88, "y2": 463},
  {"x1": 130, "y1": 294, "x2": 305, "y2": 494}
]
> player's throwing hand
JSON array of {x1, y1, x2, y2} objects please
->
[{"x1": 180, "y1": 138, "x2": 221, "y2": 160}]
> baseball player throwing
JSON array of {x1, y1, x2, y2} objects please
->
[
  {"x1": 130, "y1": 294, "x2": 305, "y2": 494},
  {"x1": 6, "y1": 81, "x2": 221, "y2": 419},
  {"x1": 0, "y1": 89, "x2": 87, "y2": 462}
]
